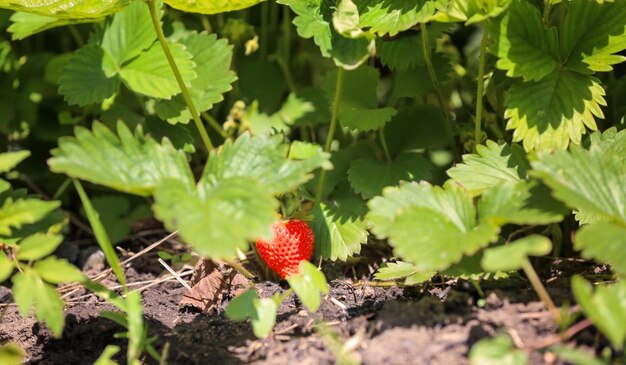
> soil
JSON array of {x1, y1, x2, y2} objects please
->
[{"x1": 0, "y1": 238, "x2": 607, "y2": 365}]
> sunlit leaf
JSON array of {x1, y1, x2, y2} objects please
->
[
  {"x1": 286, "y1": 261, "x2": 329, "y2": 312},
  {"x1": 358, "y1": 0, "x2": 436, "y2": 36},
  {"x1": 225, "y1": 288, "x2": 278, "y2": 339},
  {"x1": 16, "y1": 233, "x2": 63, "y2": 261},
  {"x1": 0, "y1": 343, "x2": 25, "y2": 365},
  {"x1": 33, "y1": 256, "x2": 84, "y2": 284},
  {"x1": 0, "y1": 198, "x2": 60, "y2": 236},
  {"x1": 12, "y1": 270, "x2": 65, "y2": 337},
  {"x1": 469, "y1": 334, "x2": 527, "y2": 365},
  {"x1": 0, "y1": 150, "x2": 30, "y2": 173},
  {"x1": 164, "y1": 0, "x2": 265, "y2": 14},
  {"x1": 0, "y1": 0, "x2": 131, "y2": 19},
  {"x1": 49, "y1": 121, "x2": 195, "y2": 197},
  {"x1": 575, "y1": 223, "x2": 626, "y2": 276},
  {"x1": 572, "y1": 277, "x2": 626, "y2": 349}
]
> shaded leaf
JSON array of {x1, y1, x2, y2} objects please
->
[
  {"x1": 58, "y1": 44, "x2": 120, "y2": 106},
  {"x1": 311, "y1": 185, "x2": 368, "y2": 261},
  {"x1": 488, "y1": 0, "x2": 558, "y2": 81},
  {"x1": 375, "y1": 261, "x2": 419, "y2": 281},
  {"x1": 225, "y1": 288, "x2": 277, "y2": 339},
  {"x1": 323, "y1": 66, "x2": 397, "y2": 132},
  {"x1": 348, "y1": 151, "x2": 432, "y2": 199}
]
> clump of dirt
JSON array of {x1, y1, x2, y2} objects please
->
[{"x1": 0, "y1": 252, "x2": 604, "y2": 365}]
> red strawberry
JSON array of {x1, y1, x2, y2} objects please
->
[{"x1": 255, "y1": 219, "x2": 315, "y2": 279}]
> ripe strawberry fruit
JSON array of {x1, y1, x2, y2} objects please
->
[{"x1": 255, "y1": 219, "x2": 315, "y2": 279}]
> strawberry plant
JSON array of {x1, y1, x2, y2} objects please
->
[{"x1": 0, "y1": 0, "x2": 625, "y2": 363}]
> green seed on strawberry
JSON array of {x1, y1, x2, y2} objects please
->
[{"x1": 255, "y1": 219, "x2": 315, "y2": 279}]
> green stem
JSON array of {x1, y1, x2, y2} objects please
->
[
  {"x1": 420, "y1": 23, "x2": 457, "y2": 157},
  {"x1": 52, "y1": 177, "x2": 71, "y2": 200},
  {"x1": 260, "y1": 1, "x2": 269, "y2": 56},
  {"x1": 274, "y1": 56, "x2": 297, "y2": 93},
  {"x1": 68, "y1": 25, "x2": 84, "y2": 47},
  {"x1": 522, "y1": 259, "x2": 560, "y2": 324},
  {"x1": 200, "y1": 15, "x2": 212, "y2": 33},
  {"x1": 223, "y1": 258, "x2": 255, "y2": 279},
  {"x1": 542, "y1": 0, "x2": 553, "y2": 27},
  {"x1": 379, "y1": 128, "x2": 392, "y2": 163},
  {"x1": 314, "y1": 68, "x2": 345, "y2": 205},
  {"x1": 282, "y1": 6, "x2": 291, "y2": 67},
  {"x1": 147, "y1": 0, "x2": 214, "y2": 151},
  {"x1": 474, "y1": 29, "x2": 488, "y2": 152},
  {"x1": 202, "y1": 112, "x2": 228, "y2": 139},
  {"x1": 278, "y1": 288, "x2": 294, "y2": 303}
]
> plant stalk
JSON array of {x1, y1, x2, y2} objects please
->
[
  {"x1": 379, "y1": 128, "x2": 393, "y2": 163},
  {"x1": 314, "y1": 68, "x2": 345, "y2": 205},
  {"x1": 420, "y1": 23, "x2": 457, "y2": 157},
  {"x1": 522, "y1": 259, "x2": 560, "y2": 324},
  {"x1": 474, "y1": 30, "x2": 488, "y2": 152},
  {"x1": 223, "y1": 258, "x2": 256, "y2": 279},
  {"x1": 147, "y1": 0, "x2": 214, "y2": 151}
]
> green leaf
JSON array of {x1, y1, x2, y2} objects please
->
[
  {"x1": 101, "y1": 0, "x2": 156, "y2": 67},
  {"x1": 286, "y1": 261, "x2": 329, "y2": 312},
  {"x1": 33, "y1": 256, "x2": 84, "y2": 284},
  {"x1": 548, "y1": 345, "x2": 608, "y2": 365},
  {"x1": 82, "y1": 195, "x2": 150, "y2": 244},
  {"x1": 572, "y1": 277, "x2": 626, "y2": 349},
  {"x1": 202, "y1": 133, "x2": 329, "y2": 195},
  {"x1": 505, "y1": 70, "x2": 606, "y2": 151},
  {"x1": 561, "y1": 0, "x2": 626, "y2": 73},
  {"x1": 488, "y1": 0, "x2": 558, "y2": 81},
  {"x1": 12, "y1": 270, "x2": 65, "y2": 337},
  {"x1": 375, "y1": 24, "x2": 450, "y2": 71},
  {"x1": 447, "y1": 141, "x2": 529, "y2": 197},
  {"x1": 155, "y1": 32, "x2": 236, "y2": 123},
  {"x1": 357, "y1": 0, "x2": 436, "y2": 36},
  {"x1": 164, "y1": 0, "x2": 264, "y2": 14},
  {"x1": 58, "y1": 44, "x2": 120, "y2": 106},
  {"x1": 16, "y1": 233, "x2": 63, "y2": 261},
  {"x1": 575, "y1": 223, "x2": 626, "y2": 276},
  {"x1": 323, "y1": 66, "x2": 397, "y2": 132},
  {"x1": 469, "y1": 334, "x2": 527, "y2": 365},
  {"x1": 367, "y1": 181, "x2": 499, "y2": 272},
  {"x1": 391, "y1": 54, "x2": 453, "y2": 101},
  {"x1": 384, "y1": 105, "x2": 452, "y2": 152},
  {"x1": 225, "y1": 288, "x2": 278, "y2": 339},
  {"x1": 119, "y1": 42, "x2": 196, "y2": 99},
  {"x1": 8, "y1": 12, "x2": 95, "y2": 40},
  {"x1": 74, "y1": 180, "x2": 127, "y2": 288},
  {"x1": 531, "y1": 145, "x2": 626, "y2": 224},
  {"x1": 0, "y1": 0, "x2": 131, "y2": 18},
  {"x1": 478, "y1": 181, "x2": 566, "y2": 226},
  {"x1": 0, "y1": 343, "x2": 25, "y2": 365},
  {"x1": 94, "y1": 345, "x2": 121, "y2": 365},
  {"x1": 225, "y1": 288, "x2": 257, "y2": 321},
  {"x1": 153, "y1": 177, "x2": 277, "y2": 259},
  {"x1": 375, "y1": 261, "x2": 419, "y2": 280},
  {"x1": 125, "y1": 291, "x2": 144, "y2": 363},
  {"x1": 433, "y1": 0, "x2": 510, "y2": 24},
  {"x1": 310, "y1": 142, "x2": 372, "y2": 200},
  {"x1": 48, "y1": 121, "x2": 195, "y2": 197},
  {"x1": 0, "y1": 251, "x2": 14, "y2": 282},
  {"x1": 277, "y1": 0, "x2": 374, "y2": 69},
  {"x1": 0, "y1": 198, "x2": 60, "y2": 236},
  {"x1": 288, "y1": 141, "x2": 333, "y2": 171},
  {"x1": 247, "y1": 94, "x2": 315, "y2": 135},
  {"x1": 481, "y1": 235, "x2": 552, "y2": 272},
  {"x1": 311, "y1": 185, "x2": 368, "y2": 261},
  {"x1": 348, "y1": 151, "x2": 432, "y2": 199},
  {"x1": 0, "y1": 150, "x2": 30, "y2": 173}
]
